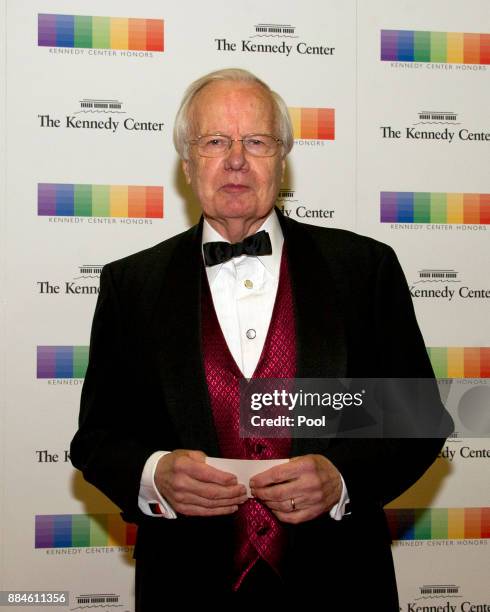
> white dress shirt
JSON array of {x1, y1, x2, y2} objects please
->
[{"x1": 138, "y1": 210, "x2": 349, "y2": 519}]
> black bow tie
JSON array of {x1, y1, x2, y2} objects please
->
[{"x1": 203, "y1": 230, "x2": 272, "y2": 266}]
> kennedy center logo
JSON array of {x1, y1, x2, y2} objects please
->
[
  {"x1": 380, "y1": 192, "x2": 490, "y2": 230},
  {"x1": 215, "y1": 23, "x2": 335, "y2": 57},
  {"x1": 38, "y1": 183, "x2": 164, "y2": 224},
  {"x1": 410, "y1": 270, "x2": 490, "y2": 302},
  {"x1": 380, "y1": 110, "x2": 489, "y2": 143},
  {"x1": 38, "y1": 98, "x2": 165, "y2": 134},
  {"x1": 417, "y1": 584, "x2": 460, "y2": 598},
  {"x1": 381, "y1": 29, "x2": 490, "y2": 70},
  {"x1": 35, "y1": 514, "x2": 136, "y2": 549},
  {"x1": 386, "y1": 507, "x2": 490, "y2": 541},
  {"x1": 402, "y1": 584, "x2": 490, "y2": 612},
  {"x1": 38, "y1": 14, "x2": 164, "y2": 57},
  {"x1": 415, "y1": 111, "x2": 459, "y2": 125},
  {"x1": 77, "y1": 265, "x2": 103, "y2": 278}
]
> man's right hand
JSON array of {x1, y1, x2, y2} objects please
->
[{"x1": 154, "y1": 450, "x2": 248, "y2": 516}]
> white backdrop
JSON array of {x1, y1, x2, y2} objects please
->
[{"x1": 1, "y1": 1, "x2": 489, "y2": 610}]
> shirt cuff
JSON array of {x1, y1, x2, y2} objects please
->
[
  {"x1": 328, "y1": 474, "x2": 350, "y2": 521},
  {"x1": 138, "y1": 450, "x2": 177, "y2": 519}
]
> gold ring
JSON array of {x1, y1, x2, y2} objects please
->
[{"x1": 290, "y1": 498, "x2": 296, "y2": 512}]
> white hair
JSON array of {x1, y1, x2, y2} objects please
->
[{"x1": 173, "y1": 68, "x2": 294, "y2": 160}]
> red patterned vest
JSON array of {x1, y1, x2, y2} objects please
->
[{"x1": 201, "y1": 247, "x2": 297, "y2": 591}]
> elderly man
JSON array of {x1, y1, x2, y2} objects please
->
[{"x1": 71, "y1": 68, "x2": 446, "y2": 607}]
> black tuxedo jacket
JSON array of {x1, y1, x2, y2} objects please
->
[{"x1": 71, "y1": 209, "x2": 446, "y2": 607}]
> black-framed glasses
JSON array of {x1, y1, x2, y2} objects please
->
[{"x1": 188, "y1": 133, "x2": 283, "y2": 157}]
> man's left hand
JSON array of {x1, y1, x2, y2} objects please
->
[{"x1": 249, "y1": 454, "x2": 342, "y2": 524}]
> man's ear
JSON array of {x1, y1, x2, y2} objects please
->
[
  {"x1": 281, "y1": 158, "x2": 286, "y2": 182},
  {"x1": 182, "y1": 159, "x2": 192, "y2": 185}
]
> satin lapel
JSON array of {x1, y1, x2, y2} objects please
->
[
  {"x1": 276, "y1": 209, "x2": 347, "y2": 457},
  {"x1": 150, "y1": 218, "x2": 221, "y2": 456}
]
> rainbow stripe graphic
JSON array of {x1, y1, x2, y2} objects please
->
[
  {"x1": 38, "y1": 14, "x2": 164, "y2": 52},
  {"x1": 381, "y1": 30, "x2": 490, "y2": 65},
  {"x1": 38, "y1": 184, "x2": 164, "y2": 218},
  {"x1": 288, "y1": 108, "x2": 335, "y2": 140},
  {"x1": 37, "y1": 346, "x2": 89, "y2": 379},
  {"x1": 386, "y1": 508, "x2": 490, "y2": 540},
  {"x1": 35, "y1": 514, "x2": 137, "y2": 548},
  {"x1": 380, "y1": 192, "x2": 490, "y2": 224},
  {"x1": 427, "y1": 347, "x2": 490, "y2": 379}
]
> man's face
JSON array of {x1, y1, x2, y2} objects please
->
[{"x1": 182, "y1": 81, "x2": 285, "y2": 226}]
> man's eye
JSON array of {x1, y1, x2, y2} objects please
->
[
  {"x1": 246, "y1": 138, "x2": 265, "y2": 146},
  {"x1": 204, "y1": 137, "x2": 226, "y2": 146}
]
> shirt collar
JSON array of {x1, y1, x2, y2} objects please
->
[{"x1": 202, "y1": 209, "x2": 284, "y2": 284}]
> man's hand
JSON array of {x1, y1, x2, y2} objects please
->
[
  {"x1": 249, "y1": 454, "x2": 342, "y2": 524},
  {"x1": 154, "y1": 450, "x2": 248, "y2": 517}
]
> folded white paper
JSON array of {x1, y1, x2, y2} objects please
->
[{"x1": 205, "y1": 457, "x2": 289, "y2": 498}]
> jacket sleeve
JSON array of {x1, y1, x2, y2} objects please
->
[
  {"x1": 70, "y1": 265, "x2": 156, "y2": 523},
  {"x1": 325, "y1": 245, "x2": 453, "y2": 509}
]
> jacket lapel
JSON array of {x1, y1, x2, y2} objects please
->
[
  {"x1": 276, "y1": 209, "x2": 347, "y2": 456},
  {"x1": 150, "y1": 219, "x2": 221, "y2": 456},
  {"x1": 277, "y1": 209, "x2": 347, "y2": 379}
]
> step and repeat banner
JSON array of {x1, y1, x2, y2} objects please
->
[{"x1": 1, "y1": 0, "x2": 488, "y2": 609}]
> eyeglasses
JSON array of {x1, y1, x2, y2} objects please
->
[{"x1": 188, "y1": 133, "x2": 283, "y2": 158}]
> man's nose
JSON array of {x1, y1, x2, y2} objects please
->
[{"x1": 224, "y1": 139, "x2": 248, "y2": 171}]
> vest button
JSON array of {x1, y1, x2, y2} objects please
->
[
  {"x1": 246, "y1": 329, "x2": 256, "y2": 340},
  {"x1": 256, "y1": 525, "x2": 270, "y2": 536},
  {"x1": 254, "y1": 443, "x2": 264, "y2": 454}
]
